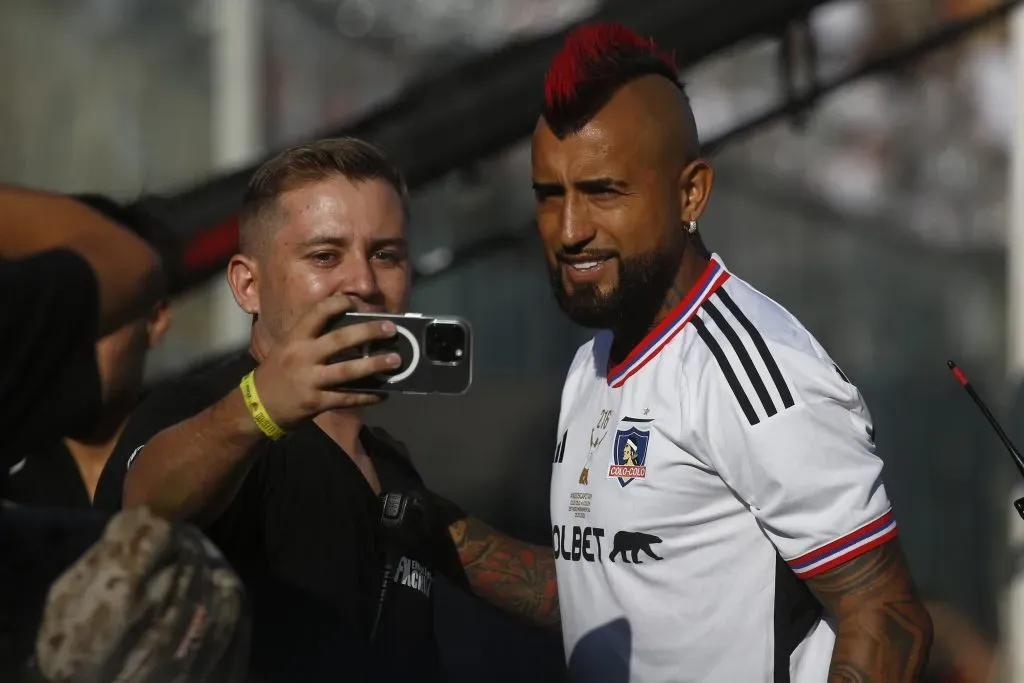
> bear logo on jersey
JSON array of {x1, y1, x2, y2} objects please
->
[
  {"x1": 608, "y1": 531, "x2": 663, "y2": 563},
  {"x1": 608, "y1": 426, "x2": 649, "y2": 486}
]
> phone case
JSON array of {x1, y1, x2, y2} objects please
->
[{"x1": 324, "y1": 312, "x2": 473, "y2": 395}]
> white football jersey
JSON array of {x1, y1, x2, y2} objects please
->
[{"x1": 549, "y1": 254, "x2": 896, "y2": 683}]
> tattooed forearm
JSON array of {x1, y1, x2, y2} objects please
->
[
  {"x1": 448, "y1": 516, "x2": 560, "y2": 628},
  {"x1": 807, "y1": 541, "x2": 933, "y2": 683}
]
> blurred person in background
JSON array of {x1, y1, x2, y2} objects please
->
[
  {"x1": 3, "y1": 301, "x2": 171, "y2": 508},
  {"x1": 0, "y1": 188, "x2": 250, "y2": 682},
  {"x1": 534, "y1": 23, "x2": 932, "y2": 682},
  {"x1": 94, "y1": 137, "x2": 559, "y2": 683}
]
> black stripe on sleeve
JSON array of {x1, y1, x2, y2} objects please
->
[
  {"x1": 692, "y1": 316, "x2": 760, "y2": 426},
  {"x1": 702, "y1": 300, "x2": 777, "y2": 418},
  {"x1": 833, "y1": 363, "x2": 851, "y2": 384},
  {"x1": 714, "y1": 289, "x2": 795, "y2": 408}
]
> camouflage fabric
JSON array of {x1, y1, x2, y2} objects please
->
[{"x1": 31, "y1": 507, "x2": 250, "y2": 683}]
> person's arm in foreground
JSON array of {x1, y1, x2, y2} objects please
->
[
  {"x1": 0, "y1": 185, "x2": 162, "y2": 336},
  {"x1": 123, "y1": 295, "x2": 400, "y2": 524}
]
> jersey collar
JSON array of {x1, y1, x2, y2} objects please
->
[{"x1": 606, "y1": 254, "x2": 730, "y2": 388}]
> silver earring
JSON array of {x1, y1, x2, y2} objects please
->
[{"x1": 686, "y1": 220, "x2": 698, "y2": 234}]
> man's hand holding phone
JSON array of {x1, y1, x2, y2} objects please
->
[{"x1": 251, "y1": 295, "x2": 399, "y2": 426}]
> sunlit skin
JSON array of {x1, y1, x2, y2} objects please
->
[
  {"x1": 229, "y1": 175, "x2": 411, "y2": 356},
  {"x1": 531, "y1": 74, "x2": 714, "y2": 361}
]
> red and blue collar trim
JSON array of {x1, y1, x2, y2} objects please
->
[{"x1": 607, "y1": 257, "x2": 730, "y2": 388}]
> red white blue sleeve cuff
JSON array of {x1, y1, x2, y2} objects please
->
[{"x1": 786, "y1": 509, "x2": 899, "y2": 579}]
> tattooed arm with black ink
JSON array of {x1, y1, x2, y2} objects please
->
[
  {"x1": 445, "y1": 515, "x2": 560, "y2": 628},
  {"x1": 807, "y1": 540, "x2": 933, "y2": 682}
]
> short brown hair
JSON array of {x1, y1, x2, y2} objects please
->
[{"x1": 238, "y1": 137, "x2": 410, "y2": 256}]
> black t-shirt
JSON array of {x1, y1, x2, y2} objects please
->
[
  {"x1": 94, "y1": 353, "x2": 459, "y2": 683},
  {"x1": 0, "y1": 250, "x2": 102, "y2": 463},
  {"x1": 2, "y1": 441, "x2": 92, "y2": 509}
]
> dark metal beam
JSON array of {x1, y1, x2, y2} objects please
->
[{"x1": 152, "y1": 0, "x2": 833, "y2": 290}]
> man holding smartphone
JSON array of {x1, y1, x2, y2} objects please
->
[{"x1": 93, "y1": 137, "x2": 560, "y2": 683}]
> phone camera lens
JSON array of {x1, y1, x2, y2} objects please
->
[{"x1": 424, "y1": 322, "x2": 467, "y2": 365}]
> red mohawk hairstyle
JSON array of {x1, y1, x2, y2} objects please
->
[{"x1": 542, "y1": 22, "x2": 683, "y2": 138}]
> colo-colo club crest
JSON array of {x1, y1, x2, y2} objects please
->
[{"x1": 608, "y1": 426, "x2": 650, "y2": 487}]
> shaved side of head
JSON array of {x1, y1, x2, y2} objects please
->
[
  {"x1": 613, "y1": 75, "x2": 701, "y2": 182},
  {"x1": 239, "y1": 199, "x2": 286, "y2": 262}
]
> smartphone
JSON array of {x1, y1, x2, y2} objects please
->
[{"x1": 323, "y1": 312, "x2": 473, "y2": 395}]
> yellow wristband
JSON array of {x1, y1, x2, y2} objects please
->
[{"x1": 239, "y1": 370, "x2": 287, "y2": 441}]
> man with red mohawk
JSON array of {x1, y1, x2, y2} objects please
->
[{"x1": 536, "y1": 22, "x2": 933, "y2": 682}]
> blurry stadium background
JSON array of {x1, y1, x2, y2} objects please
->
[{"x1": 2, "y1": 0, "x2": 1022, "y2": 680}]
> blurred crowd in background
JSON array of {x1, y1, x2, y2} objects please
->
[{"x1": 0, "y1": 0, "x2": 1020, "y2": 681}]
